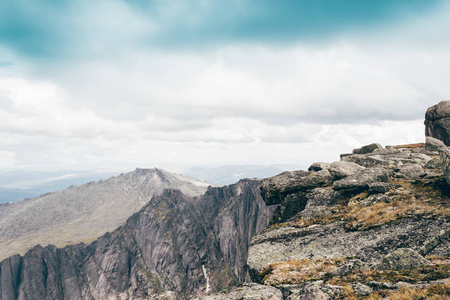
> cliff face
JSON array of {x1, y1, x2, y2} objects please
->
[
  {"x1": 0, "y1": 168, "x2": 215, "y2": 261},
  {"x1": 0, "y1": 180, "x2": 275, "y2": 300}
]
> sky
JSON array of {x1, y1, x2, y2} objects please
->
[{"x1": 0, "y1": 0, "x2": 449, "y2": 173}]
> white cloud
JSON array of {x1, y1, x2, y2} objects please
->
[{"x1": 0, "y1": 2, "x2": 448, "y2": 171}]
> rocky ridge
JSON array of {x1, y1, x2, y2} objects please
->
[
  {"x1": 0, "y1": 168, "x2": 216, "y2": 261},
  {"x1": 246, "y1": 139, "x2": 450, "y2": 299}
]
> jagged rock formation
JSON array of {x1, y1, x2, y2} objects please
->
[
  {"x1": 0, "y1": 180, "x2": 275, "y2": 299},
  {"x1": 0, "y1": 168, "x2": 216, "y2": 261},
  {"x1": 425, "y1": 100, "x2": 450, "y2": 145},
  {"x1": 248, "y1": 141, "x2": 450, "y2": 299}
]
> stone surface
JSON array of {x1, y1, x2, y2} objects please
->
[
  {"x1": 397, "y1": 164, "x2": 426, "y2": 179},
  {"x1": 0, "y1": 180, "x2": 275, "y2": 299},
  {"x1": 332, "y1": 167, "x2": 389, "y2": 192},
  {"x1": 287, "y1": 283, "x2": 329, "y2": 300},
  {"x1": 352, "y1": 143, "x2": 384, "y2": 155},
  {"x1": 191, "y1": 283, "x2": 283, "y2": 300},
  {"x1": 248, "y1": 219, "x2": 450, "y2": 272},
  {"x1": 425, "y1": 100, "x2": 450, "y2": 145},
  {"x1": 377, "y1": 248, "x2": 430, "y2": 271},
  {"x1": 328, "y1": 161, "x2": 365, "y2": 180}
]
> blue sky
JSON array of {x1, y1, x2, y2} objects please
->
[{"x1": 0, "y1": 0, "x2": 449, "y2": 171}]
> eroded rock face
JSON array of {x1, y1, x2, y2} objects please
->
[
  {"x1": 0, "y1": 180, "x2": 275, "y2": 299},
  {"x1": 425, "y1": 100, "x2": 450, "y2": 145}
]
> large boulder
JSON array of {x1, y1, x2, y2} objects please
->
[
  {"x1": 425, "y1": 100, "x2": 450, "y2": 146},
  {"x1": 377, "y1": 248, "x2": 429, "y2": 271}
]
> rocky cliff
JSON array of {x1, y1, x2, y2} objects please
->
[
  {"x1": 0, "y1": 180, "x2": 275, "y2": 299},
  {"x1": 0, "y1": 168, "x2": 215, "y2": 262},
  {"x1": 246, "y1": 141, "x2": 450, "y2": 299}
]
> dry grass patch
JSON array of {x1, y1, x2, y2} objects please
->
[
  {"x1": 388, "y1": 282, "x2": 450, "y2": 300},
  {"x1": 261, "y1": 258, "x2": 346, "y2": 286},
  {"x1": 390, "y1": 143, "x2": 426, "y2": 149}
]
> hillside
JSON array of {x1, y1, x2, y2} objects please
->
[{"x1": 0, "y1": 168, "x2": 215, "y2": 261}]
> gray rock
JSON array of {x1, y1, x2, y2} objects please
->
[
  {"x1": 332, "y1": 168, "x2": 388, "y2": 192},
  {"x1": 191, "y1": 283, "x2": 283, "y2": 300},
  {"x1": 287, "y1": 283, "x2": 330, "y2": 300},
  {"x1": 426, "y1": 136, "x2": 447, "y2": 152},
  {"x1": 377, "y1": 248, "x2": 430, "y2": 271},
  {"x1": 352, "y1": 143, "x2": 384, "y2": 155},
  {"x1": 397, "y1": 164, "x2": 426, "y2": 179},
  {"x1": 425, "y1": 100, "x2": 450, "y2": 146},
  {"x1": 334, "y1": 259, "x2": 369, "y2": 276},
  {"x1": 248, "y1": 219, "x2": 450, "y2": 272},
  {"x1": 351, "y1": 282, "x2": 373, "y2": 296},
  {"x1": 368, "y1": 182, "x2": 394, "y2": 194},
  {"x1": 328, "y1": 161, "x2": 365, "y2": 180},
  {"x1": 308, "y1": 162, "x2": 331, "y2": 172}
]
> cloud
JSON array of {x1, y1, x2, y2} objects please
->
[
  {"x1": 0, "y1": 0, "x2": 448, "y2": 170},
  {"x1": 0, "y1": 0, "x2": 442, "y2": 60}
]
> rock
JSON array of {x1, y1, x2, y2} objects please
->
[
  {"x1": 438, "y1": 145, "x2": 450, "y2": 185},
  {"x1": 287, "y1": 283, "x2": 330, "y2": 300},
  {"x1": 397, "y1": 164, "x2": 426, "y2": 179},
  {"x1": 191, "y1": 283, "x2": 283, "y2": 300},
  {"x1": 377, "y1": 248, "x2": 430, "y2": 271},
  {"x1": 334, "y1": 259, "x2": 369, "y2": 276},
  {"x1": 425, "y1": 100, "x2": 450, "y2": 146},
  {"x1": 426, "y1": 136, "x2": 447, "y2": 152},
  {"x1": 308, "y1": 162, "x2": 331, "y2": 172},
  {"x1": 368, "y1": 182, "x2": 394, "y2": 194},
  {"x1": 248, "y1": 219, "x2": 450, "y2": 272},
  {"x1": 260, "y1": 171, "x2": 331, "y2": 205},
  {"x1": 351, "y1": 282, "x2": 373, "y2": 296},
  {"x1": 332, "y1": 168, "x2": 389, "y2": 192},
  {"x1": 328, "y1": 161, "x2": 365, "y2": 180},
  {"x1": 353, "y1": 143, "x2": 384, "y2": 154}
]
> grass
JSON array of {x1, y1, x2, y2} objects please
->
[{"x1": 260, "y1": 258, "x2": 347, "y2": 286}]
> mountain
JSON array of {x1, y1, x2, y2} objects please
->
[
  {"x1": 184, "y1": 165, "x2": 290, "y2": 185},
  {"x1": 0, "y1": 168, "x2": 215, "y2": 261},
  {"x1": 0, "y1": 180, "x2": 275, "y2": 299},
  {"x1": 0, "y1": 170, "x2": 120, "y2": 204}
]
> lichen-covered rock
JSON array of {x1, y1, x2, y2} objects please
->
[
  {"x1": 287, "y1": 283, "x2": 330, "y2": 300},
  {"x1": 334, "y1": 259, "x2": 369, "y2": 276},
  {"x1": 190, "y1": 283, "x2": 283, "y2": 300},
  {"x1": 352, "y1": 143, "x2": 384, "y2": 155},
  {"x1": 397, "y1": 164, "x2": 426, "y2": 179},
  {"x1": 328, "y1": 161, "x2": 365, "y2": 180},
  {"x1": 377, "y1": 248, "x2": 430, "y2": 271},
  {"x1": 332, "y1": 167, "x2": 389, "y2": 192},
  {"x1": 425, "y1": 100, "x2": 450, "y2": 146}
]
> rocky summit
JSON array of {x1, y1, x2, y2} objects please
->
[{"x1": 1, "y1": 102, "x2": 450, "y2": 299}]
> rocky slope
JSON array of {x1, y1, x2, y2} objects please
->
[
  {"x1": 0, "y1": 180, "x2": 275, "y2": 299},
  {"x1": 246, "y1": 141, "x2": 450, "y2": 299},
  {"x1": 0, "y1": 168, "x2": 215, "y2": 261}
]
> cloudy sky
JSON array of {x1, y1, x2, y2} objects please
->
[{"x1": 0, "y1": 0, "x2": 449, "y2": 172}]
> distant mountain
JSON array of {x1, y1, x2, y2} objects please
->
[
  {"x1": 184, "y1": 165, "x2": 292, "y2": 185},
  {"x1": 0, "y1": 168, "x2": 215, "y2": 261},
  {"x1": 0, "y1": 169, "x2": 120, "y2": 203}
]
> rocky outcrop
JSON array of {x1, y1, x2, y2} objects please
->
[
  {"x1": 249, "y1": 141, "x2": 450, "y2": 299},
  {"x1": 0, "y1": 168, "x2": 216, "y2": 261},
  {"x1": 425, "y1": 100, "x2": 450, "y2": 145},
  {"x1": 0, "y1": 180, "x2": 275, "y2": 299}
]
